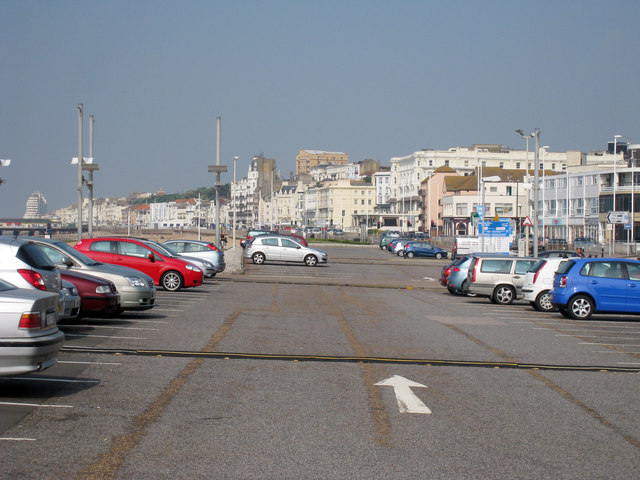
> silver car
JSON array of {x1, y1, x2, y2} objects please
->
[
  {"x1": 0, "y1": 278, "x2": 65, "y2": 376},
  {"x1": 23, "y1": 237, "x2": 156, "y2": 312},
  {"x1": 143, "y1": 241, "x2": 215, "y2": 278},
  {"x1": 162, "y1": 239, "x2": 226, "y2": 275},
  {"x1": 244, "y1": 234, "x2": 327, "y2": 266},
  {"x1": 466, "y1": 255, "x2": 538, "y2": 305},
  {"x1": 59, "y1": 279, "x2": 81, "y2": 320}
]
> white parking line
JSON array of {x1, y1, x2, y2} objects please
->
[
  {"x1": 580, "y1": 342, "x2": 640, "y2": 347},
  {"x1": 122, "y1": 319, "x2": 169, "y2": 324},
  {"x1": 61, "y1": 325, "x2": 159, "y2": 331},
  {"x1": 0, "y1": 402, "x2": 73, "y2": 408},
  {"x1": 9, "y1": 377, "x2": 99, "y2": 383},
  {"x1": 64, "y1": 334, "x2": 147, "y2": 340},
  {"x1": 58, "y1": 360, "x2": 122, "y2": 366},
  {"x1": 557, "y1": 335, "x2": 639, "y2": 339},
  {"x1": 0, "y1": 438, "x2": 36, "y2": 441}
]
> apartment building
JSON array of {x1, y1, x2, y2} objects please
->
[
  {"x1": 23, "y1": 191, "x2": 47, "y2": 218},
  {"x1": 296, "y1": 149, "x2": 349, "y2": 175}
]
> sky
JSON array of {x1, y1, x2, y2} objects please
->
[{"x1": 1, "y1": 0, "x2": 639, "y2": 217}]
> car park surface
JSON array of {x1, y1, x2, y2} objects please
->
[{"x1": 1, "y1": 244, "x2": 639, "y2": 479}]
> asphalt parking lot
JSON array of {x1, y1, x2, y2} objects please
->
[{"x1": 1, "y1": 244, "x2": 639, "y2": 479}]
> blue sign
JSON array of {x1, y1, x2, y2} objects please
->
[{"x1": 479, "y1": 219, "x2": 513, "y2": 237}]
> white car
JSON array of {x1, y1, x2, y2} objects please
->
[
  {"x1": 0, "y1": 278, "x2": 65, "y2": 376},
  {"x1": 522, "y1": 257, "x2": 575, "y2": 312},
  {"x1": 244, "y1": 235, "x2": 327, "y2": 266}
]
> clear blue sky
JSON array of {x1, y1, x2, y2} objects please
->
[{"x1": 1, "y1": 0, "x2": 638, "y2": 217}]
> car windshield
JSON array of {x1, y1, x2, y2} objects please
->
[
  {"x1": 54, "y1": 241, "x2": 102, "y2": 266},
  {"x1": 143, "y1": 241, "x2": 175, "y2": 257},
  {"x1": 555, "y1": 260, "x2": 576, "y2": 275}
]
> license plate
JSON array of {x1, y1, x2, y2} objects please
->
[{"x1": 46, "y1": 311, "x2": 57, "y2": 327}]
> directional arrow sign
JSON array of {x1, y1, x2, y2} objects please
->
[
  {"x1": 607, "y1": 211, "x2": 629, "y2": 224},
  {"x1": 375, "y1": 375, "x2": 432, "y2": 414}
]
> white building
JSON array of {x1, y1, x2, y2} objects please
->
[{"x1": 24, "y1": 191, "x2": 47, "y2": 218}]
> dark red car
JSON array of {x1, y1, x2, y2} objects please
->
[{"x1": 61, "y1": 270, "x2": 120, "y2": 318}]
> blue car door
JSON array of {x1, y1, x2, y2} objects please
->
[
  {"x1": 582, "y1": 261, "x2": 627, "y2": 311},
  {"x1": 624, "y1": 262, "x2": 640, "y2": 312}
]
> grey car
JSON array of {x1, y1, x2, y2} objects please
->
[
  {"x1": 162, "y1": 239, "x2": 226, "y2": 275},
  {"x1": 466, "y1": 255, "x2": 539, "y2": 305},
  {"x1": 244, "y1": 234, "x2": 327, "y2": 266},
  {"x1": 23, "y1": 237, "x2": 156, "y2": 312},
  {"x1": 0, "y1": 237, "x2": 61, "y2": 293},
  {"x1": 0, "y1": 278, "x2": 65, "y2": 376}
]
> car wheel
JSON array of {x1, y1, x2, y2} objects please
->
[
  {"x1": 406, "y1": 251, "x2": 414, "y2": 259},
  {"x1": 435, "y1": 252, "x2": 443, "y2": 260},
  {"x1": 534, "y1": 290, "x2": 556, "y2": 312},
  {"x1": 304, "y1": 254, "x2": 318, "y2": 266},
  {"x1": 161, "y1": 270, "x2": 183, "y2": 291},
  {"x1": 252, "y1": 252, "x2": 265, "y2": 265},
  {"x1": 492, "y1": 285, "x2": 515, "y2": 305},
  {"x1": 568, "y1": 295, "x2": 594, "y2": 320},
  {"x1": 397, "y1": 250, "x2": 404, "y2": 257}
]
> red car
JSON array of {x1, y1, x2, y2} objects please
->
[
  {"x1": 61, "y1": 269, "x2": 120, "y2": 318},
  {"x1": 74, "y1": 237, "x2": 203, "y2": 291}
]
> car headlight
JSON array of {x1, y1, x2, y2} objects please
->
[
  {"x1": 186, "y1": 264, "x2": 201, "y2": 272},
  {"x1": 63, "y1": 286, "x2": 78, "y2": 296},
  {"x1": 125, "y1": 276, "x2": 147, "y2": 287},
  {"x1": 203, "y1": 261, "x2": 213, "y2": 268},
  {"x1": 95, "y1": 285, "x2": 111, "y2": 294}
]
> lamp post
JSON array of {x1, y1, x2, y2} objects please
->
[
  {"x1": 0, "y1": 158, "x2": 10, "y2": 187},
  {"x1": 612, "y1": 134, "x2": 622, "y2": 255},
  {"x1": 480, "y1": 175, "x2": 501, "y2": 252},
  {"x1": 77, "y1": 104, "x2": 83, "y2": 243},
  {"x1": 233, "y1": 155, "x2": 238, "y2": 250},
  {"x1": 516, "y1": 129, "x2": 532, "y2": 175},
  {"x1": 541, "y1": 146, "x2": 549, "y2": 241}
]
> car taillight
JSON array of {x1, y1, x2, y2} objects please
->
[
  {"x1": 444, "y1": 267, "x2": 451, "y2": 277},
  {"x1": 18, "y1": 269, "x2": 46, "y2": 290},
  {"x1": 207, "y1": 244, "x2": 219, "y2": 252},
  {"x1": 533, "y1": 261, "x2": 546, "y2": 284},
  {"x1": 559, "y1": 276, "x2": 567, "y2": 288},
  {"x1": 472, "y1": 260, "x2": 479, "y2": 283},
  {"x1": 19, "y1": 312, "x2": 42, "y2": 329},
  {"x1": 453, "y1": 267, "x2": 461, "y2": 272}
]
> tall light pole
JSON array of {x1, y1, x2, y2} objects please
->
[
  {"x1": 532, "y1": 128, "x2": 541, "y2": 257},
  {"x1": 516, "y1": 129, "x2": 532, "y2": 175},
  {"x1": 77, "y1": 104, "x2": 83, "y2": 243},
  {"x1": 541, "y1": 146, "x2": 549, "y2": 240},
  {"x1": 233, "y1": 155, "x2": 238, "y2": 250},
  {"x1": 612, "y1": 134, "x2": 622, "y2": 255},
  {"x1": 208, "y1": 117, "x2": 227, "y2": 248}
]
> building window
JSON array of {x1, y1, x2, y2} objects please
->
[
  {"x1": 516, "y1": 162, "x2": 521, "y2": 169},
  {"x1": 499, "y1": 162, "x2": 504, "y2": 168},
  {"x1": 464, "y1": 160, "x2": 469, "y2": 167},
  {"x1": 456, "y1": 203, "x2": 468, "y2": 215},
  {"x1": 506, "y1": 186, "x2": 512, "y2": 195},
  {"x1": 445, "y1": 160, "x2": 450, "y2": 166}
]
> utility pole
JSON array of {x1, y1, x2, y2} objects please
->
[
  {"x1": 77, "y1": 104, "x2": 83, "y2": 243},
  {"x1": 533, "y1": 128, "x2": 540, "y2": 257},
  {"x1": 208, "y1": 116, "x2": 227, "y2": 248}
]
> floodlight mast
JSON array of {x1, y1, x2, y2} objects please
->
[{"x1": 533, "y1": 128, "x2": 540, "y2": 257}]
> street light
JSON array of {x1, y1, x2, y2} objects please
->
[
  {"x1": 480, "y1": 175, "x2": 501, "y2": 252},
  {"x1": 0, "y1": 158, "x2": 10, "y2": 187},
  {"x1": 612, "y1": 134, "x2": 622, "y2": 255},
  {"x1": 541, "y1": 146, "x2": 549, "y2": 240},
  {"x1": 233, "y1": 155, "x2": 239, "y2": 250},
  {"x1": 516, "y1": 129, "x2": 533, "y2": 175}
]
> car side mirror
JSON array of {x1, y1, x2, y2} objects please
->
[
  {"x1": 148, "y1": 253, "x2": 156, "y2": 262},
  {"x1": 62, "y1": 256, "x2": 74, "y2": 268}
]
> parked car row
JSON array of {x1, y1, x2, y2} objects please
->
[
  {"x1": 379, "y1": 234, "x2": 447, "y2": 260},
  {"x1": 0, "y1": 235, "x2": 225, "y2": 377},
  {"x1": 441, "y1": 251, "x2": 640, "y2": 320}
]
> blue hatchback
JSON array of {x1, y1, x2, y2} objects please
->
[
  {"x1": 404, "y1": 241, "x2": 448, "y2": 260},
  {"x1": 550, "y1": 258, "x2": 640, "y2": 319}
]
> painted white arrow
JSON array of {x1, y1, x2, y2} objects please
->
[{"x1": 375, "y1": 375, "x2": 432, "y2": 414}]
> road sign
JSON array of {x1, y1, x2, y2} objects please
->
[
  {"x1": 521, "y1": 216, "x2": 533, "y2": 227},
  {"x1": 624, "y1": 223, "x2": 632, "y2": 230},
  {"x1": 607, "y1": 211, "x2": 629, "y2": 224},
  {"x1": 479, "y1": 219, "x2": 513, "y2": 237}
]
